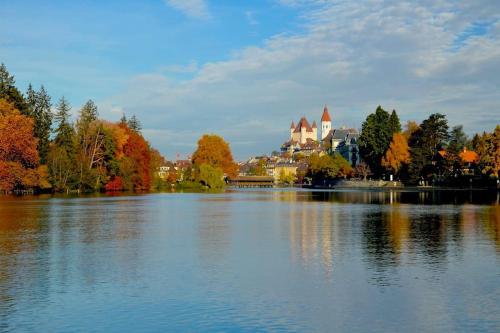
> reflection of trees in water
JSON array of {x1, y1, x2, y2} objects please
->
[
  {"x1": 482, "y1": 205, "x2": 500, "y2": 251},
  {"x1": 361, "y1": 206, "x2": 462, "y2": 286},
  {"x1": 70, "y1": 198, "x2": 145, "y2": 287},
  {"x1": 0, "y1": 198, "x2": 50, "y2": 332},
  {"x1": 0, "y1": 196, "x2": 147, "y2": 331},
  {"x1": 408, "y1": 213, "x2": 448, "y2": 266},
  {"x1": 361, "y1": 210, "x2": 401, "y2": 286},
  {"x1": 308, "y1": 189, "x2": 499, "y2": 205}
]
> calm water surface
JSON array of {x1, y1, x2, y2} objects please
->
[{"x1": 0, "y1": 189, "x2": 499, "y2": 332}]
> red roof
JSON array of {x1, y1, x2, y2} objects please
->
[
  {"x1": 312, "y1": 120, "x2": 317, "y2": 128},
  {"x1": 438, "y1": 149, "x2": 479, "y2": 163},
  {"x1": 290, "y1": 121, "x2": 295, "y2": 129},
  {"x1": 321, "y1": 105, "x2": 332, "y2": 122},
  {"x1": 459, "y1": 148, "x2": 479, "y2": 163},
  {"x1": 293, "y1": 117, "x2": 314, "y2": 133}
]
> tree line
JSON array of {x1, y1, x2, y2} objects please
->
[
  {"x1": 358, "y1": 106, "x2": 499, "y2": 185},
  {"x1": 0, "y1": 63, "x2": 164, "y2": 193}
]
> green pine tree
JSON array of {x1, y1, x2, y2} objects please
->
[
  {"x1": 127, "y1": 114, "x2": 142, "y2": 132},
  {"x1": 0, "y1": 63, "x2": 29, "y2": 114}
]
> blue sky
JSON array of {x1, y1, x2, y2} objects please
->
[{"x1": 1, "y1": 0, "x2": 500, "y2": 160}]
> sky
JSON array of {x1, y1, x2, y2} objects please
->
[{"x1": 1, "y1": 0, "x2": 499, "y2": 160}]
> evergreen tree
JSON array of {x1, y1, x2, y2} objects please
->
[
  {"x1": 54, "y1": 96, "x2": 75, "y2": 148},
  {"x1": 408, "y1": 113, "x2": 449, "y2": 183},
  {"x1": 77, "y1": 99, "x2": 98, "y2": 129},
  {"x1": 0, "y1": 63, "x2": 28, "y2": 114},
  {"x1": 127, "y1": 114, "x2": 142, "y2": 132},
  {"x1": 420, "y1": 113, "x2": 449, "y2": 157},
  {"x1": 25, "y1": 83, "x2": 37, "y2": 118},
  {"x1": 358, "y1": 106, "x2": 394, "y2": 176},
  {"x1": 448, "y1": 125, "x2": 469, "y2": 155},
  {"x1": 26, "y1": 85, "x2": 52, "y2": 164},
  {"x1": 48, "y1": 96, "x2": 77, "y2": 191},
  {"x1": 120, "y1": 113, "x2": 127, "y2": 125},
  {"x1": 389, "y1": 110, "x2": 402, "y2": 133}
]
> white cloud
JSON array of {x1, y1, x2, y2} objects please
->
[
  {"x1": 164, "y1": 0, "x2": 211, "y2": 19},
  {"x1": 102, "y1": 0, "x2": 500, "y2": 160}
]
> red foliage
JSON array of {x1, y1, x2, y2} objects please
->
[
  {"x1": 105, "y1": 176, "x2": 124, "y2": 192},
  {"x1": 121, "y1": 126, "x2": 151, "y2": 190}
]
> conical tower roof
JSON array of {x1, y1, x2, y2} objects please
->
[{"x1": 321, "y1": 105, "x2": 332, "y2": 122}]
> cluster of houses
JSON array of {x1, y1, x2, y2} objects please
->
[
  {"x1": 238, "y1": 105, "x2": 361, "y2": 183},
  {"x1": 157, "y1": 159, "x2": 192, "y2": 181}
]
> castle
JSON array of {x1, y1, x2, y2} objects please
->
[
  {"x1": 289, "y1": 106, "x2": 332, "y2": 144},
  {"x1": 281, "y1": 105, "x2": 360, "y2": 166}
]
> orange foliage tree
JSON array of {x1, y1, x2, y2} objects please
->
[
  {"x1": 381, "y1": 132, "x2": 410, "y2": 174},
  {"x1": 191, "y1": 134, "x2": 238, "y2": 178},
  {"x1": 120, "y1": 125, "x2": 152, "y2": 190},
  {"x1": 0, "y1": 99, "x2": 49, "y2": 192}
]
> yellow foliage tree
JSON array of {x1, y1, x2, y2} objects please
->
[
  {"x1": 381, "y1": 133, "x2": 410, "y2": 174},
  {"x1": 192, "y1": 134, "x2": 238, "y2": 178}
]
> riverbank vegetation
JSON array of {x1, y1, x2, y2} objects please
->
[
  {"x1": 162, "y1": 134, "x2": 238, "y2": 190},
  {"x1": 0, "y1": 63, "x2": 164, "y2": 194},
  {"x1": 358, "y1": 106, "x2": 499, "y2": 186}
]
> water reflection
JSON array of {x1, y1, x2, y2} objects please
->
[
  {"x1": 0, "y1": 190, "x2": 499, "y2": 332},
  {"x1": 269, "y1": 190, "x2": 500, "y2": 287}
]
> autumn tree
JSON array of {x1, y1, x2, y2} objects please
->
[
  {"x1": 381, "y1": 133, "x2": 410, "y2": 175},
  {"x1": 307, "y1": 153, "x2": 353, "y2": 184},
  {"x1": 197, "y1": 163, "x2": 225, "y2": 189},
  {"x1": 473, "y1": 126, "x2": 500, "y2": 178},
  {"x1": 192, "y1": 134, "x2": 238, "y2": 178},
  {"x1": 0, "y1": 99, "x2": 49, "y2": 192},
  {"x1": 492, "y1": 125, "x2": 500, "y2": 178},
  {"x1": 150, "y1": 148, "x2": 168, "y2": 190},
  {"x1": 278, "y1": 169, "x2": 296, "y2": 185},
  {"x1": 120, "y1": 124, "x2": 151, "y2": 190},
  {"x1": 403, "y1": 120, "x2": 419, "y2": 139}
]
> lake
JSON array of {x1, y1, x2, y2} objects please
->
[{"x1": 0, "y1": 189, "x2": 499, "y2": 332}]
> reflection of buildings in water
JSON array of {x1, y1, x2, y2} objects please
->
[{"x1": 287, "y1": 199, "x2": 337, "y2": 278}]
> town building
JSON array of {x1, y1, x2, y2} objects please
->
[
  {"x1": 280, "y1": 105, "x2": 359, "y2": 166},
  {"x1": 322, "y1": 127, "x2": 360, "y2": 166}
]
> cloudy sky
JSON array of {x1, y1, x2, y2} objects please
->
[{"x1": 1, "y1": 0, "x2": 499, "y2": 160}]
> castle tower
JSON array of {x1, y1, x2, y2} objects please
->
[
  {"x1": 312, "y1": 121, "x2": 318, "y2": 141},
  {"x1": 290, "y1": 121, "x2": 295, "y2": 140},
  {"x1": 300, "y1": 119, "x2": 306, "y2": 144},
  {"x1": 321, "y1": 105, "x2": 332, "y2": 140}
]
